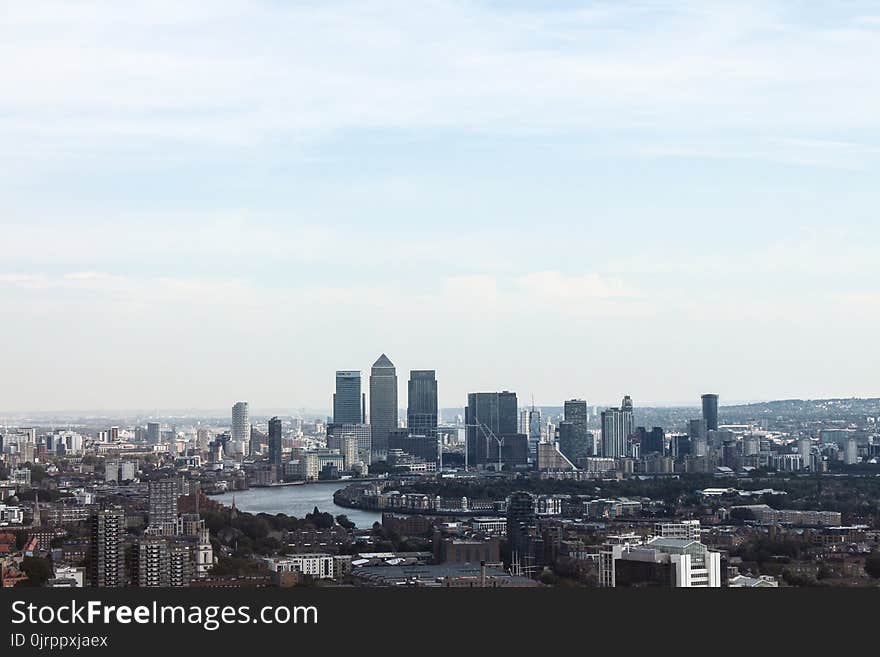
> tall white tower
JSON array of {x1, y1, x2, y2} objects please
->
[
  {"x1": 231, "y1": 401, "x2": 250, "y2": 456},
  {"x1": 798, "y1": 437, "x2": 812, "y2": 471}
]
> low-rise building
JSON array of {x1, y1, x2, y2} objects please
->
[
  {"x1": 263, "y1": 553, "x2": 334, "y2": 579},
  {"x1": 600, "y1": 536, "x2": 722, "y2": 588},
  {"x1": 0, "y1": 504, "x2": 23, "y2": 525}
]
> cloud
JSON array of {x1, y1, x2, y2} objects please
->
[
  {"x1": 1, "y1": 1, "x2": 879, "y2": 165},
  {"x1": 441, "y1": 275, "x2": 499, "y2": 304},
  {"x1": 1, "y1": 265, "x2": 878, "y2": 410},
  {"x1": 2, "y1": 2, "x2": 880, "y2": 410},
  {"x1": 607, "y1": 229, "x2": 880, "y2": 279},
  {"x1": 518, "y1": 271, "x2": 639, "y2": 302}
]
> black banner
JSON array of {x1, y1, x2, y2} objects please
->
[{"x1": 1, "y1": 588, "x2": 873, "y2": 653}]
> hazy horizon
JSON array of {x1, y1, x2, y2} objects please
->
[
  {"x1": 2, "y1": 2, "x2": 879, "y2": 411},
  {"x1": 2, "y1": 395, "x2": 875, "y2": 419}
]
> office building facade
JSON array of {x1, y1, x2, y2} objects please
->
[
  {"x1": 465, "y1": 391, "x2": 518, "y2": 467},
  {"x1": 146, "y1": 422, "x2": 160, "y2": 445},
  {"x1": 600, "y1": 535, "x2": 721, "y2": 588},
  {"x1": 558, "y1": 399, "x2": 590, "y2": 464},
  {"x1": 334, "y1": 371, "x2": 363, "y2": 424},
  {"x1": 369, "y1": 354, "x2": 398, "y2": 461},
  {"x1": 701, "y1": 394, "x2": 719, "y2": 432},
  {"x1": 407, "y1": 370, "x2": 438, "y2": 437},
  {"x1": 387, "y1": 429, "x2": 438, "y2": 464},
  {"x1": 327, "y1": 423, "x2": 372, "y2": 465},
  {"x1": 268, "y1": 416, "x2": 283, "y2": 471}
]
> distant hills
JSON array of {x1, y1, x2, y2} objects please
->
[
  {"x1": 441, "y1": 397, "x2": 880, "y2": 430},
  {"x1": 4, "y1": 398, "x2": 877, "y2": 428},
  {"x1": 719, "y1": 398, "x2": 880, "y2": 422}
]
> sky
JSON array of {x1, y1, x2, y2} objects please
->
[{"x1": 1, "y1": 0, "x2": 879, "y2": 413}]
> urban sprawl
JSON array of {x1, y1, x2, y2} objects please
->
[{"x1": 2, "y1": 355, "x2": 880, "y2": 589}]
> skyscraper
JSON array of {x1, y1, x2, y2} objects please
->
[
  {"x1": 89, "y1": 507, "x2": 125, "y2": 587},
  {"x1": 268, "y1": 416, "x2": 283, "y2": 470},
  {"x1": 148, "y1": 479, "x2": 179, "y2": 530},
  {"x1": 798, "y1": 437, "x2": 812, "y2": 471},
  {"x1": 146, "y1": 422, "x2": 160, "y2": 445},
  {"x1": 519, "y1": 404, "x2": 543, "y2": 458},
  {"x1": 559, "y1": 399, "x2": 590, "y2": 464},
  {"x1": 845, "y1": 437, "x2": 858, "y2": 465},
  {"x1": 506, "y1": 491, "x2": 536, "y2": 564},
  {"x1": 701, "y1": 394, "x2": 719, "y2": 432},
  {"x1": 601, "y1": 396, "x2": 634, "y2": 459},
  {"x1": 465, "y1": 391, "x2": 518, "y2": 467},
  {"x1": 231, "y1": 401, "x2": 250, "y2": 456},
  {"x1": 369, "y1": 354, "x2": 398, "y2": 461},
  {"x1": 334, "y1": 371, "x2": 363, "y2": 424},
  {"x1": 407, "y1": 370, "x2": 438, "y2": 437}
]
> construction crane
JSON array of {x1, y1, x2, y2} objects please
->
[{"x1": 460, "y1": 422, "x2": 505, "y2": 472}]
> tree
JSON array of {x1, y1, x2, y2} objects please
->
[
  {"x1": 211, "y1": 556, "x2": 269, "y2": 577},
  {"x1": 864, "y1": 551, "x2": 880, "y2": 579},
  {"x1": 16, "y1": 556, "x2": 53, "y2": 587},
  {"x1": 305, "y1": 508, "x2": 334, "y2": 529},
  {"x1": 538, "y1": 568, "x2": 558, "y2": 586},
  {"x1": 335, "y1": 515, "x2": 355, "y2": 530}
]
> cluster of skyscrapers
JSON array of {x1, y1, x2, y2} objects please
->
[
  {"x1": 328, "y1": 355, "x2": 438, "y2": 465},
  {"x1": 226, "y1": 355, "x2": 726, "y2": 475}
]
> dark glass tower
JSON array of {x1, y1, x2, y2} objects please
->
[
  {"x1": 506, "y1": 491, "x2": 536, "y2": 560},
  {"x1": 407, "y1": 370, "x2": 438, "y2": 437},
  {"x1": 333, "y1": 371, "x2": 363, "y2": 424},
  {"x1": 559, "y1": 399, "x2": 589, "y2": 463},
  {"x1": 146, "y1": 422, "x2": 160, "y2": 445},
  {"x1": 701, "y1": 394, "x2": 719, "y2": 432},
  {"x1": 369, "y1": 354, "x2": 397, "y2": 460},
  {"x1": 465, "y1": 391, "x2": 518, "y2": 466},
  {"x1": 268, "y1": 416, "x2": 283, "y2": 468}
]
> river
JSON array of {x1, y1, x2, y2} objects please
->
[{"x1": 210, "y1": 481, "x2": 382, "y2": 529}]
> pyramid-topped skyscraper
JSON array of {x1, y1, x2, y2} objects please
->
[{"x1": 369, "y1": 353, "x2": 398, "y2": 461}]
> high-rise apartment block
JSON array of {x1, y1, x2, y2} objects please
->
[
  {"x1": 148, "y1": 478, "x2": 179, "y2": 531},
  {"x1": 232, "y1": 401, "x2": 250, "y2": 456},
  {"x1": 601, "y1": 396, "x2": 634, "y2": 459},
  {"x1": 89, "y1": 507, "x2": 126, "y2": 587}
]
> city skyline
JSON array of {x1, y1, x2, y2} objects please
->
[
  {"x1": 2, "y1": 2, "x2": 879, "y2": 411},
  {"x1": 5, "y1": 0, "x2": 880, "y2": 632}
]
